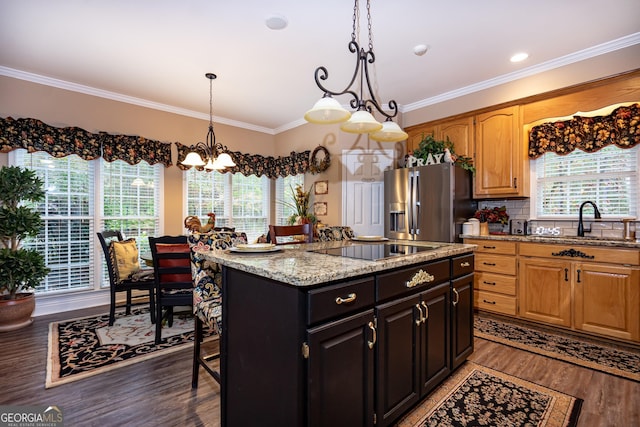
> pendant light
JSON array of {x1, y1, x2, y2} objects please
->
[
  {"x1": 181, "y1": 73, "x2": 236, "y2": 171},
  {"x1": 304, "y1": 0, "x2": 408, "y2": 142}
]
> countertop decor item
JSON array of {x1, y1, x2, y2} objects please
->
[
  {"x1": 474, "y1": 206, "x2": 509, "y2": 224},
  {"x1": 0, "y1": 166, "x2": 50, "y2": 332}
]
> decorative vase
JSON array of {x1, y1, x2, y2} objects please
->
[
  {"x1": 479, "y1": 222, "x2": 489, "y2": 236},
  {"x1": 0, "y1": 293, "x2": 36, "y2": 332}
]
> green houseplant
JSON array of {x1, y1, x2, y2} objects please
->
[
  {"x1": 0, "y1": 166, "x2": 50, "y2": 331},
  {"x1": 410, "y1": 134, "x2": 475, "y2": 174}
]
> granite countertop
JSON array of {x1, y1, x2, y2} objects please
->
[
  {"x1": 198, "y1": 240, "x2": 475, "y2": 287},
  {"x1": 461, "y1": 234, "x2": 640, "y2": 249}
]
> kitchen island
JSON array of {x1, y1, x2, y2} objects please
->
[{"x1": 200, "y1": 239, "x2": 475, "y2": 427}]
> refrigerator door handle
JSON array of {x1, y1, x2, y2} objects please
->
[
  {"x1": 413, "y1": 170, "x2": 420, "y2": 235},
  {"x1": 408, "y1": 172, "x2": 414, "y2": 233}
]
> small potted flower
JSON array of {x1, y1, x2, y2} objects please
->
[{"x1": 474, "y1": 206, "x2": 509, "y2": 234}]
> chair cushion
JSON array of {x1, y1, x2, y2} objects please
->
[
  {"x1": 155, "y1": 243, "x2": 192, "y2": 282},
  {"x1": 317, "y1": 226, "x2": 355, "y2": 242},
  {"x1": 188, "y1": 231, "x2": 248, "y2": 331},
  {"x1": 108, "y1": 238, "x2": 141, "y2": 284}
]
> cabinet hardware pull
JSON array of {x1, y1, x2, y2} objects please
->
[
  {"x1": 513, "y1": 177, "x2": 517, "y2": 189},
  {"x1": 367, "y1": 321, "x2": 377, "y2": 349},
  {"x1": 483, "y1": 299, "x2": 496, "y2": 305},
  {"x1": 452, "y1": 288, "x2": 460, "y2": 306},
  {"x1": 415, "y1": 304, "x2": 424, "y2": 325},
  {"x1": 405, "y1": 269, "x2": 435, "y2": 288},
  {"x1": 483, "y1": 262, "x2": 496, "y2": 266},
  {"x1": 483, "y1": 246, "x2": 496, "y2": 249},
  {"x1": 421, "y1": 301, "x2": 429, "y2": 322},
  {"x1": 335, "y1": 293, "x2": 356, "y2": 305},
  {"x1": 564, "y1": 268, "x2": 568, "y2": 282},
  {"x1": 576, "y1": 269, "x2": 581, "y2": 283},
  {"x1": 483, "y1": 281, "x2": 496, "y2": 285},
  {"x1": 460, "y1": 261, "x2": 470, "y2": 267}
]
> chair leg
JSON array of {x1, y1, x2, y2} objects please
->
[
  {"x1": 125, "y1": 289, "x2": 132, "y2": 314},
  {"x1": 167, "y1": 307, "x2": 174, "y2": 327},
  {"x1": 109, "y1": 288, "x2": 117, "y2": 326},
  {"x1": 155, "y1": 295, "x2": 163, "y2": 345},
  {"x1": 148, "y1": 289, "x2": 156, "y2": 324},
  {"x1": 192, "y1": 317, "x2": 201, "y2": 389}
]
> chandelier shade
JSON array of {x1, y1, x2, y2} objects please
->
[
  {"x1": 181, "y1": 73, "x2": 236, "y2": 171},
  {"x1": 369, "y1": 119, "x2": 409, "y2": 142},
  {"x1": 304, "y1": 0, "x2": 407, "y2": 141},
  {"x1": 304, "y1": 96, "x2": 352, "y2": 124}
]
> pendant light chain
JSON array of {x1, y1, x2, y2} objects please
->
[{"x1": 366, "y1": 0, "x2": 373, "y2": 52}]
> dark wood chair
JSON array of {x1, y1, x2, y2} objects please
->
[
  {"x1": 213, "y1": 226, "x2": 235, "y2": 232},
  {"x1": 97, "y1": 230, "x2": 156, "y2": 326},
  {"x1": 148, "y1": 235, "x2": 193, "y2": 345},
  {"x1": 268, "y1": 223, "x2": 314, "y2": 245}
]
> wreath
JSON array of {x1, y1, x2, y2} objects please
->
[{"x1": 309, "y1": 145, "x2": 330, "y2": 174}]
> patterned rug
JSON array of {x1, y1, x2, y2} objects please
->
[
  {"x1": 475, "y1": 313, "x2": 640, "y2": 382},
  {"x1": 397, "y1": 362, "x2": 582, "y2": 427},
  {"x1": 46, "y1": 306, "x2": 215, "y2": 388}
]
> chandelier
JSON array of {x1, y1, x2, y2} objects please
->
[
  {"x1": 181, "y1": 73, "x2": 236, "y2": 171},
  {"x1": 304, "y1": 0, "x2": 408, "y2": 142}
]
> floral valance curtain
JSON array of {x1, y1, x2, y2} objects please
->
[
  {"x1": 0, "y1": 117, "x2": 173, "y2": 166},
  {"x1": 175, "y1": 143, "x2": 330, "y2": 178},
  {"x1": 528, "y1": 103, "x2": 639, "y2": 158}
]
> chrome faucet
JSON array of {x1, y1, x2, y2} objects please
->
[{"x1": 577, "y1": 201, "x2": 601, "y2": 237}]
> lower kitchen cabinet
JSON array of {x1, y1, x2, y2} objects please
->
[
  {"x1": 375, "y1": 283, "x2": 451, "y2": 427},
  {"x1": 307, "y1": 309, "x2": 376, "y2": 427},
  {"x1": 518, "y1": 257, "x2": 571, "y2": 327},
  {"x1": 451, "y1": 273, "x2": 474, "y2": 370}
]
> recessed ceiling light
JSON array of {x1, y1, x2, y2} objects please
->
[
  {"x1": 413, "y1": 44, "x2": 429, "y2": 56},
  {"x1": 265, "y1": 14, "x2": 288, "y2": 30},
  {"x1": 510, "y1": 52, "x2": 529, "y2": 63}
]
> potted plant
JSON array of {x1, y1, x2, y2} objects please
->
[
  {"x1": 283, "y1": 184, "x2": 317, "y2": 226},
  {"x1": 0, "y1": 166, "x2": 50, "y2": 331},
  {"x1": 410, "y1": 134, "x2": 475, "y2": 173}
]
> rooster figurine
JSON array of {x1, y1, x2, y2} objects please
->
[{"x1": 184, "y1": 212, "x2": 216, "y2": 233}]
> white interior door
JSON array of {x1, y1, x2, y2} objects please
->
[{"x1": 342, "y1": 150, "x2": 395, "y2": 236}]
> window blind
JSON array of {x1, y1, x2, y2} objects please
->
[{"x1": 534, "y1": 145, "x2": 639, "y2": 218}]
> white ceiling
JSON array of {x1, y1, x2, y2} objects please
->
[{"x1": 1, "y1": 0, "x2": 639, "y2": 134}]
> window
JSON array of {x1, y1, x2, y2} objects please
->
[
  {"x1": 275, "y1": 174, "x2": 305, "y2": 225},
  {"x1": 532, "y1": 145, "x2": 639, "y2": 218},
  {"x1": 185, "y1": 169, "x2": 270, "y2": 242},
  {"x1": 12, "y1": 150, "x2": 162, "y2": 295}
]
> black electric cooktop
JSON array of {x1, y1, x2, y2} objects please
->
[{"x1": 310, "y1": 242, "x2": 441, "y2": 261}]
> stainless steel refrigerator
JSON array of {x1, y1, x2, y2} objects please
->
[{"x1": 384, "y1": 163, "x2": 476, "y2": 243}]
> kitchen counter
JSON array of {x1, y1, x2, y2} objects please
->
[
  {"x1": 198, "y1": 239, "x2": 475, "y2": 287},
  {"x1": 460, "y1": 233, "x2": 640, "y2": 249}
]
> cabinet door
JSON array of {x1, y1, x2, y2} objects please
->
[
  {"x1": 420, "y1": 283, "x2": 451, "y2": 395},
  {"x1": 375, "y1": 294, "x2": 421, "y2": 427},
  {"x1": 451, "y1": 274, "x2": 474, "y2": 370},
  {"x1": 439, "y1": 116, "x2": 474, "y2": 159},
  {"x1": 307, "y1": 309, "x2": 375, "y2": 427},
  {"x1": 574, "y1": 263, "x2": 640, "y2": 341},
  {"x1": 518, "y1": 258, "x2": 571, "y2": 326},
  {"x1": 474, "y1": 105, "x2": 524, "y2": 198},
  {"x1": 406, "y1": 123, "x2": 436, "y2": 154}
]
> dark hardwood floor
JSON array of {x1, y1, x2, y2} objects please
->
[{"x1": 1, "y1": 305, "x2": 638, "y2": 426}]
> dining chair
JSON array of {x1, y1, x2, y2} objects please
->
[
  {"x1": 268, "y1": 223, "x2": 314, "y2": 245},
  {"x1": 213, "y1": 226, "x2": 235, "y2": 232},
  {"x1": 188, "y1": 230, "x2": 248, "y2": 388},
  {"x1": 97, "y1": 230, "x2": 156, "y2": 326},
  {"x1": 148, "y1": 235, "x2": 193, "y2": 345}
]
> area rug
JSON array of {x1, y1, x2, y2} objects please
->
[
  {"x1": 46, "y1": 306, "x2": 215, "y2": 388},
  {"x1": 475, "y1": 313, "x2": 640, "y2": 382},
  {"x1": 397, "y1": 362, "x2": 582, "y2": 427}
]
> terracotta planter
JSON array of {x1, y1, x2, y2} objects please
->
[{"x1": 0, "y1": 293, "x2": 35, "y2": 332}]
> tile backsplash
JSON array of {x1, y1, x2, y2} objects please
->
[{"x1": 475, "y1": 199, "x2": 637, "y2": 239}]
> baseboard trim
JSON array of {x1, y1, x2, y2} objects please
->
[{"x1": 34, "y1": 290, "x2": 110, "y2": 317}]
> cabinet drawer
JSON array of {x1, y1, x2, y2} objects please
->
[
  {"x1": 475, "y1": 253, "x2": 516, "y2": 275},
  {"x1": 377, "y1": 259, "x2": 450, "y2": 302},
  {"x1": 519, "y1": 242, "x2": 640, "y2": 266},
  {"x1": 475, "y1": 290, "x2": 516, "y2": 316},
  {"x1": 307, "y1": 278, "x2": 375, "y2": 325},
  {"x1": 452, "y1": 254, "x2": 474, "y2": 278},
  {"x1": 465, "y1": 239, "x2": 517, "y2": 255},
  {"x1": 474, "y1": 272, "x2": 516, "y2": 295}
]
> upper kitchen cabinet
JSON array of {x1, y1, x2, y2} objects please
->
[
  {"x1": 406, "y1": 116, "x2": 474, "y2": 159},
  {"x1": 474, "y1": 106, "x2": 528, "y2": 198}
]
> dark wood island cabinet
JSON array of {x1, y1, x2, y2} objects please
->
[{"x1": 201, "y1": 240, "x2": 475, "y2": 427}]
